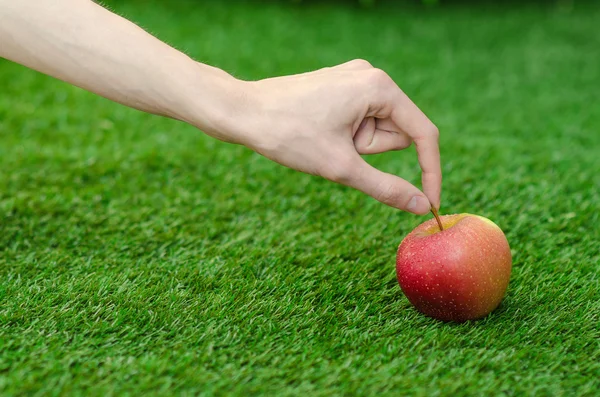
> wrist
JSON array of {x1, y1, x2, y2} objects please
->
[{"x1": 170, "y1": 61, "x2": 251, "y2": 144}]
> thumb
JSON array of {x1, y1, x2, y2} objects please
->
[{"x1": 349, "y1": 158, "x2": 431, "y2": 214}]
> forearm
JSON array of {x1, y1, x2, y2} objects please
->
[{"x1": 0, "y1": 0, "x2": 240, "y2": 139}]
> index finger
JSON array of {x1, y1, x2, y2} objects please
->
[{"x1": 389, "y1": 89, "x2": 442, "y2": 209}]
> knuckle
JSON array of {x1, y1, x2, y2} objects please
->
[
  {"x1": 366, "y1": 68, "x2": 391, "y2": 88},
  {"x1": 350, "y1": 59, "x2": 373, "y2": 69},
  {"x1": 416, "y1": 123, "x2": 439, "y2": 142},
  {"x1": 375, "y1": 184, "x2": 400, "y2": 206},
  {"x1": 428, "y1": 124, "x2": 440, "y2": 139}
]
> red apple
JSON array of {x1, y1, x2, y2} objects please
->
[{"x1": 396, "y1": 213, "x2": 512, "y2": 322}]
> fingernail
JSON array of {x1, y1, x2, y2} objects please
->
[{"x1": 407, "y1": 195, "x2": 430, "y2": 214}]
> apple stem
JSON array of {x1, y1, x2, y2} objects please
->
[{"x1": 431, "y1": 207, "x2": 444, "y2": 231}]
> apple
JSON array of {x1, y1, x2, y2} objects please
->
[{"x1": 396, "y1": 213, "x2": 512, "y2": 322}]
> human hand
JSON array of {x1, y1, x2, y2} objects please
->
[
  {"x1": 0, "y1": 1, "x2": 439, "y2": 214},
  {"x1": 226, "y1": 60, "x2": 441, "y2": 214}
]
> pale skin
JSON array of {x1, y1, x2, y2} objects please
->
[{"x1": 0, "y1": 0, "x2": 441, "y2": 214}]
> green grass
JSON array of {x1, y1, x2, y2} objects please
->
[{"x1": 1, "y1": 0, "x2": 599, "y2": 395}]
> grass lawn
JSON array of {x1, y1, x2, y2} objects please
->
[{"x1": 1, "y1": 0, "x2": 599, "y2": 395}]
